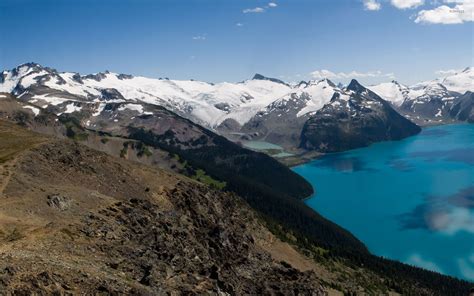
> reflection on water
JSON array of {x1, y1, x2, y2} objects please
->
[
  {"x1": 397, "y1": 186, "x2": 474, "y2": 235},
  {"x1": 310, "y1": 154, "x2": 372, "y2": 172},
  {"x1": 387, "y1": 159, "x2": 413, "y2": 172},
  {"x1": 294, "y1": 124, "x2": 474, "y2": 281},
  {"x1": 420, "y1": 128, "x2": 451, "y2": 137},
  {"x1": 450, "y1": 187, "x2": 474, "y2": 209},
  {"x1": 410, "y1": 148, "x2": 474, "y2": 165}
]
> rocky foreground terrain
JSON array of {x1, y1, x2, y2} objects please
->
[
  {"x1": 0, "y1": 119, "x2": 473, "y2": 294},
  {"x1": 0, "y1": 120, "x2": 328, "y2": 294},
  {"x1": 0, "y1": 68, "x2": 473, "y2": 294}
]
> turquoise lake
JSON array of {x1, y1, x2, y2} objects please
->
[{"x1": 293, "y1": 124, "x2": 474, "y2": 281}]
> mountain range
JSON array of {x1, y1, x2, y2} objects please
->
[
  {"x1": 1, "y1": 63, "x2": 473, "y2": 294},
  {"x1": 1, "y1": 63, "x2": 472, "y2": 154}
]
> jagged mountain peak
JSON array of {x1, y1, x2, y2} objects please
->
[
  {"x1": 296, "y1": 80, "x2": 308, "y2": 88},
  {"x1": 423, "y1": 81, "x2": 448, "y2": 93},
  {"x1": 10, "y1": 62, "x2": 49, "y2": 75},
  {"x1": 251, "y1": 73, "x2": 287, "y2": 85},
  {"x1": 16, "y1": 62, "x2": 43, "y2": 69},
  {"x1": 306, "y1": 78, "x2": 336, "y2": 88},
  {"x1": 321, "y1": 78, "x2": 336, "y2": 88},
  {"x1": 346, "y1": 79, "x2": 366, "y2": 93}
]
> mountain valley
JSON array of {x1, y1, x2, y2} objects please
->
[{"x1": 0, "y1": 63, "x2": 473, "y2": 294}]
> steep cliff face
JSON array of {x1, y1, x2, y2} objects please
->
[
  {"x1": 450, "y1": 91, "x2": 474, "y2": 123},
  {"x1": 301, "y1": 80, "x2": 421, "y2": 152}
]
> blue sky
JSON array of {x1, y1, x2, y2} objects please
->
[{"x1": 0, "y1": 0, "x2": 472, "y2": 85}]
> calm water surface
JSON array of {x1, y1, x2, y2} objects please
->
[{"x1": 293, "y1": 124, "x2": 474, "y2": 281}]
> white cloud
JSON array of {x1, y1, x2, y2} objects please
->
[
  {"x1": 364, "y1": 0, "x2": 382, "y2": 10},
  {"x1": 391, "y1": 0, "x2": 425, "y2": 9},
  {"x1": 192, "y1": 35, "x2": 206, "y2": 41},
  {"x1": 457, "y1": 254, "x2": 474, "y2": 281},
  {"x1": 243, "y1": 7, "x2": 265, "y2": 13},
  {"x1": 435, "y1": 68, "x2": 461, "y2": 76},
  {"x1": 310, "y1": 69, "x2": 395, "y2": 80},
  {"x1": 407, "y1": 254, "x2": 444, "y2": 273},
  {"x1": 415, "y1": 0, "x2": 473, "y2": 24},
  {"x1": 243, "y1": 3, "x2": 277, "y2": 13},
  {"x1": 236, "y1": 22, "x2": 244, "y2": 27}
]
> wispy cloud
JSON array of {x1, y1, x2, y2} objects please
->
[
  {"x1": 391, "y1": 0, "x2": 425, "y2": 9},
  {"x1": 457, "y1": 254, "x2": 474, "y2": 281},
  {"x1": 192, "y1": 35, "x2": 206, "y2": 41},
  {"x1": 243, "y1": 2, "x2": 278, "y2": 14},
  {"x1": 236, "y1": 22, "x2": 244, "y2": 27},
  {"x1": 243, "y1": 7, "x2": 265, "y2": 13},
  {"x1": 310, "y1": 69, "x2": 395, "y2": 80},
  {"x1": 415, "y1": 0, "x2": 473, "y2": 24},
  {"x1": 364, "y1": 0, "x2": 382, "y2": 11},
  {"x1": 407, "y1": 254, "x2": 444, "y2": 273}
]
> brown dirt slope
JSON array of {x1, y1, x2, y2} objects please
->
[{"x1": 0, "y1": 120, "x2": 327, "y2": 295}]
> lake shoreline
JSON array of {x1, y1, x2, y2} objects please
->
[
  {"x1": 292, "y1": 124, "x2": 474, "y2": 281},
  {"x1": 283, "y1": 122, "x2": 471, "y2": 169}
]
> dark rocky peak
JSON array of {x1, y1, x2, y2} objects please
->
[
  {"x1": 117, "y1": 73, "x2": 133, "y2": 80},
  {"x1": 71, "y1": 73, "x2": 84, "y2": 84},
  {"x1": 83, "y1": 72, "x2": 109, "y2": 82},
  {"x1": 100, "y1": 88, "x2": 125, "y2": 101},
  {"x1": 346, "y1": 79, "x2": 366, "y2": 93},
  {"x1": 320, "y1": 78, "x2": 336, "y2": 88},
  {"x1": 252, "y1": 73, "x2": 288, "y2": 86},
  {"x1": 17, "y1": 62, "x2": 42, "y2": 68},
  {"x1": 296, "y1": 80, "x2": 308, "y2": 88},
  {"x1": 11, "y1": 62, "x2": 46, "y2": 77},
  {"x1": 329, "y1": 92, "x2": 344, "y2": 102}
]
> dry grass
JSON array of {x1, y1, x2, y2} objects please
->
[{"x1": 0, "y1": 120, "x2": 47, "y2": 163}]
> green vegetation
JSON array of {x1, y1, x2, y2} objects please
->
[
  {"x1": 120, "y1": 144, "x2": 128, "y2": 158},
  {"x1": 120, "y1": 141, "x2": 153, "y2": 158},
  {"x1": 127, "y1": 126, "x2": 473, "y2": 295},
  {"x1": 59, "y1": 116, "x2": 89, "y2": 142},
  {"x1": 191, "y1": 169, "x2": 226, "y2": 189}
]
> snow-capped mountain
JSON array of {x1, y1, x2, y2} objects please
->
[
  {"x1": 440, "y1": 67, "x2": 473, "y2": 94},
  {"x1": 301, "y1": 80, "x2": 421, "y2": 152},
  {"x1": 399, "y1": 82, "x2": 458, "y2": 122},
  {"x1": 369, "y1": 67, "x2": 473, "y2": 105},
  {"x1": 0, "y1": 63, "x2": 295, "y2": 129},
  {"x1": 0, "y1": 62, "x2": 472, "y2": 151},
  {"x1": 240, "y1": 79, "x2": 340, "y2": 148},
  {"x1": 368, "y1": 80, "x2": 410, "y2": 107},
  {"x1": 0, "y1": 63, "x2": 344, "y2": 149},
  {"x1": 368, "y1": 68, "x2": 473, "y2": 124}
]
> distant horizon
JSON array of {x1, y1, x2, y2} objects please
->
[
  {"x1": 1, "y1": 0, "x2": 472, "y2": 85},
  {"x1": 3, "y1": 61, "x2": 472, "y2": 87}
]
